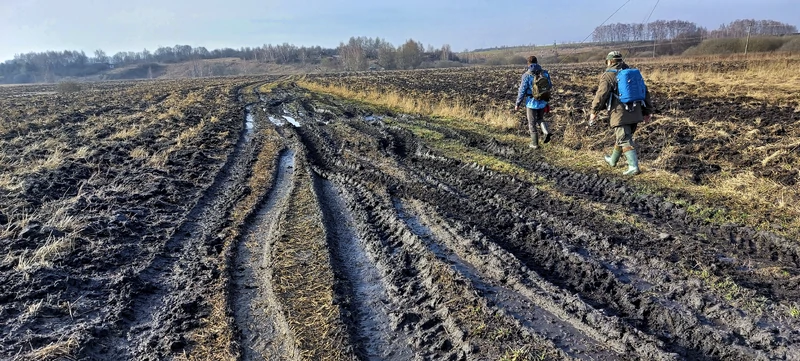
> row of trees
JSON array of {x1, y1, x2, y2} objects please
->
[
  {"x1": 593, "y1": 20, "x2": 703, "y2": 43},
  {"x1": 707, "y1": 19, "x2": 798, "y2": 38},
  {"x1": 592, "y1": 19, "x2": 796, "y2": 43},
  {"x1": 0, "y1": 36, "x2": 458, "y2": 83},
  {"x1": 337, "y1": 36, "x2": 457, "y2": 71}
]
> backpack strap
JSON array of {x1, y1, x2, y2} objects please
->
[{"x1": 605, "y1": 69, "x2": 620, "y2": 110}]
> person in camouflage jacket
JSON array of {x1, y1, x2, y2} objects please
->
[{"x1": 589, "y1": 51, "x2": 654, "y2": 175}]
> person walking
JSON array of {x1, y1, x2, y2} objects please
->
[
  {"x1": 515, "y1": 56, "x2": 552, "y2": 149},
  {"x1": 589, "y1": 51, "x2": 653, "y2": 175}
]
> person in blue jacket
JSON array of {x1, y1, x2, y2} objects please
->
[{"x1": 514, "y1": 55, "x2": 552, "y2": 149}]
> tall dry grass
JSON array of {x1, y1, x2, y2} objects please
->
[
  {"x1": 646, "y1": 56, "x2": 800, "y2": 104},
  {"x1": 298, "y1": 79, "x2": 520, "y2": 130}
]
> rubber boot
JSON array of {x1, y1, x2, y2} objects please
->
[
  {"x1": 529, "y1": 132, "x2": 539, "y2": 149},
  {"x1": 622, "y1": 149, "x2": 640, "y2": 175},
  {"x1": 540, "y1": 122, "x2": 552, "y2": 143},
  {"x1": 604, "y1": 146, "x2": 622, "y2": 167}
]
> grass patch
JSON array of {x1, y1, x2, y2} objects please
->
[
  {"x1": 298, "y1": 79, "x2": 519, "y2": 130},
  {"x1": 15, "y1": 237, "x2": 74, "y2": 273},
  {"x1": 272, "y1": 157, "x2": 350, "y2": 360},
  {"x1": 26, "y1": 335, "x2": 79, "y2": 360}
]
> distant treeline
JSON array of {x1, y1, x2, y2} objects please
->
[
  {"x1": 1, "y1": 18, "x2": 797, "y2": 84},
  {"x1": 0, "y1": 37, "x2": 460, "y2": 84},
  {"x1": 593, "y1": 19, "x2": 797, "y2": 43}
]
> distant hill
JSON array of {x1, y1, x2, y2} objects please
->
[{"x1": 82, "y1": 58, "x2": 328, "y2": 81}]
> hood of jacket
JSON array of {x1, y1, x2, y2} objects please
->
[{"x1": 527, "y1": 64, "x2": 543, "y2": 74}]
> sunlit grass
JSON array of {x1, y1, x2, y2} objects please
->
[{"x1": 301, "y1": 79, "x2": 800, "y2": 239}]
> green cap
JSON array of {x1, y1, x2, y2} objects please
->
[{"x1": 606, "y1": 51, "x2": 623, "y2": 60}]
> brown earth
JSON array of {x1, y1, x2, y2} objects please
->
[{"x1": 0, "y1": 62, "x2": 798, "y2": 361}]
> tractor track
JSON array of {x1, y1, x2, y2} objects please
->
[
  {"x1": 232, "y1": 148, "x2": 298, "y2": 361},
  {"x1": 267, "y1": 83, "x2": 799, "y2": 360},
  {"x1": 82, "y1": 89, "x2": 265, "y2": 360},
  {"x1": 30, "y1": 81, "x2": 795, "y2": 361}
]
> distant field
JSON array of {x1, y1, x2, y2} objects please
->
[{"x1": 1, "y1": 58, "x2": 798, "y2": 360}]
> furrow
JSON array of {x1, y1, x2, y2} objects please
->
[
  {"x1": 314, "y1": 174, "x2": 416, "y2": 361},
  {"x1": 84, "y1": 93, "x2": 262, "y2": 359},
  {"x1": 232, "y1": 149, "x2": 299, "y2": 361}
]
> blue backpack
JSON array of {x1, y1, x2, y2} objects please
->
[{"x1": 607, "y1": 68, "x2": 646, "y2": 106}]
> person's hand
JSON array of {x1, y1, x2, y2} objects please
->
[
  {"x1": 589, "y1": 113, "x2": 597, "y2": 126},
  {"x1": 514, "y1": 105, "x2": 520, "y2": 112}
]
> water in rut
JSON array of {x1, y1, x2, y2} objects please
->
[{"x1": 316, "y1": 178, "x2": 415, "y2": 361}]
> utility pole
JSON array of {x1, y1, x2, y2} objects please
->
[
  {"x1": 653, "y1": 38, "x2": 657, "y2": 58},
  {"x1": 744, "y1": 24, "x2": 752, "y2": 56}
]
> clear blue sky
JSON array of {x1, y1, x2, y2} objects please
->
[{"x1": 1, "y1": 0, "x2": 796, "y2": 62}]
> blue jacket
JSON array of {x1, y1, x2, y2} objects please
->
[{"x1": 515, "y1": 64, "x2": 550, "y2": 109}]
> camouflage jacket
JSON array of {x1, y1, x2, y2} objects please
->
[{"x1": 591, "y1": 62, "x2": 653, "y2": 127}]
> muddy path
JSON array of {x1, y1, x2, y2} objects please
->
[
  {"x1": 2, "y1": 77, "x2": 797, "y2": 361},
  {"x1": 232, "y1": 148, "x2": 298, "y2": 360},
  {"x1": 247, "y1": 83, "x2": 799, "y2": 360},
  {"x1": 78, "y1": 87, "x2": 273, "y2": 360}
]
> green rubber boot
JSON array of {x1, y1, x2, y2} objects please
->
[
  {"x1": 529, "y1": 132, "x2": 539, "y2": 149},
  {"x1": 604, "y1": 146, "x2": 622, "y2": 167},
  {"x1": 623, "y1": 149, "x2": 640, "y2": 175}
]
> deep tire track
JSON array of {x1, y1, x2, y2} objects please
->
[
  {"x1": 315, "y1": 175, "x2": 415, "y2": 361},
  {"x1": 232, "y1": 149, "x2": 298, "y2": 361},
  {"x1": 392, "y1": 198, "x2": 631, "y2": 360},
  {"x1": 83, "y1": 92, "x2": 264, "y2": 359},
  {"x1": 378, "y1": 124, "x2": 793, "y2": 360}
]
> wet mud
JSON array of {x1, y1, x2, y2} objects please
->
[{"x1": 2, "y1": 75, "x2": 798, "y2": 361}]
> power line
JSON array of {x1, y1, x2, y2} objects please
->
[
  {"x1": 642, "y1": 0, "x2": 660, "y2": 25},
  {"x1": 581, "y1": 0, "x2": 632, "y2": 43}
]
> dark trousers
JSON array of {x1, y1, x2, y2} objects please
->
[{"x1": 525, "y1": 108, "x2": 548, "y2": 141}]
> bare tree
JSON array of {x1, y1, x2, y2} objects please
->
[
  {"x1": 338, "y1": 37, "x2": 367, "y2": 71},
  {"x1": 397, "y1": 39, "x2": 423, "y2": 69}
]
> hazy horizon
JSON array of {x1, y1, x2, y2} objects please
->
[{"x1": 1, "y1": 0, "x2": 797, "y2": 62}]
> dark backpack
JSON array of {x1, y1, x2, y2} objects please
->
[
  {"x1": 608, "y1": 68, "x2": 646, "y2": 105},
  {"x1": 528, "y1": 69, "x2": 552, "y2": 101}
]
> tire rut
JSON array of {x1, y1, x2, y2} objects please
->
[
  {"x1": 84, "y1": 90, "x2": 263, "y2": 359},
  {"x1": 392, "y1": 198, "x2": 631, "y2": 360},
  {"x1": 314, "y1": 175, "x2": 416, "y2": 361},
  {"x1": 232, "y1": 149, "x2": 298, "y2": 361}
]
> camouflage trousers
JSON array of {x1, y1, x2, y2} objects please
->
[{"x1": 614, "y1": 124, "x2": 638, "y2": 151}]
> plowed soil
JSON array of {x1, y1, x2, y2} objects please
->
[{"x1": 1, "y1": 65, "x2": 799, "y2": 361}]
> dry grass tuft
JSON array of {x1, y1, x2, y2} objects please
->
[
  {"x1": 16, "y1": 237, "x2": 75, "y2": 273},
  {"x1": 178, "y1": 294, "x2": 237, "y2": 361},
  {"x1": 25, "y1": 335, "x2": 79, "y2": 360},
  {"x1": 130, "y1": 147, "x2": 149, "y2": 160}
]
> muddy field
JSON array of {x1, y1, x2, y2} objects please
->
[
  {"x1": 307, "y1": 60, "x2": 800, "y2": 188},
  {"x1": 1, "y1": 62, "x2": 799, "y2": 361}
]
